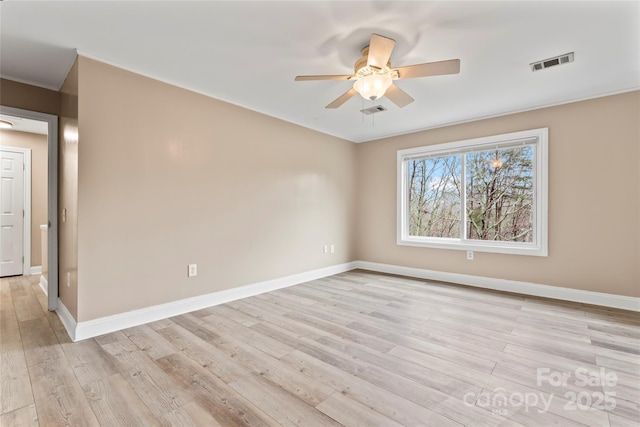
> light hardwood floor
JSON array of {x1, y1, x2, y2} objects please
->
[{"x1": 1, "y1": 271, "x2": 639, "y2": 426}]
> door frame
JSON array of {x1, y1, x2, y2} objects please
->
[
  {"x1": 0, "y1": 146, "x2": 32, "y2": 276},
  {"x1": 0, "y1": 106, "x2": 59, "y2": 311}
]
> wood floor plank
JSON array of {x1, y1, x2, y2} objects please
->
[
  {"x1": 123, "y1": 324, "x2": 180, "y2": 360},
  {"x1": 256, "y1": 293, "x2": 355, "y2": 326},
  {"x1": 591, "y1": 337, "x2": 640, "y2": 355},
  {"x1": 28, "y1": 358, "x2": 100, "y2": 426},
  {"x1": 169, "y1": 314, "x2": 220, "y2": 342},
  {"x1": 510, "y1": 325, "x2": 593, "y2": 344},
  {"x1": 388, "y1": 344, "x2": 613, "y2": 427},
  {"x1": 18, "y1": 317, "x2": 66, "y2": 367},
  {"x1": 292, "y1": 336, "x2": 461, "y2": 411},
  {"x1": 491, "y1": 362, "x2": 604, "y2": 397},
  {"x1": 93, "y1": 330, "x2": 128, "y2": 346},
  {"x1": 0, "y1": 403, "x2": 39, "y2": 426},
  {"x1": 147, "y1": 318, "x2": 176, "y2": 331},
  {"x1": 206, "y1": 304, "x2": 261, "y2": 327},
  {"x1": 204, "y1": 311, "x2": 295, "y2": 359},
  {"x1": 1, "y1": 361, "x2": 33, "y2": 415},
  {"x1": 430, "y1": 396, "x2": 528, "y2": 427},
  {"x1": 601, "y1": 394, "x2": 640, "y2": 424},
  {"x1": 347, "y1": 320, "x2": 497, "y2": 372},
  {"x1": 121, "y1": 359, "x2": 191, "y2": 419},
  {"x1": 316, "y1": 391, "x2": 405, "y2": 427},
  {"x1": 315, "y1": 334, "x2": 481, "y2": 401},
  {"x1": 0, "y1": 314, "x2": 22, "y2": 353},
  {"x1": 160, "y1": 401, "x2": 224, "y2": 427},
  {"x1": 609, "y1": 412, "x2": 640, "y2": 427},
  {"x1": 283, "y1": 310, "x2": 397, "y2": 353},
  {"x1": 250, "y1": 321, "x2": 314, "y2": 349},
  {"x1": 205, "y1": 330, "x2": 334, "y2": 406},
  {"x1": 228, "y1": 373, "x2": 341, "y2": 427},
  {"x1": 59, "y1": 338, "x2": 120, "y2": 386},
  {"x1": 503, "y1": 344, "x2": 621, "y2": 381},
  {"x1": 596, "y1": 355, "x2": 640, "y2": 377},
  {"x1": 237, "y1": 307, "x2": 328, "y2": 341},
  {"x1": 281, "y1": 349, "x2": 465, "y2": 427},
  {"x1": 155, "y1": 352, "x2": 279, "y2": 427},
  {"x1": 99, "y1": 338, "x2": 157, "y2": 373},
  {"x1": 11, "y1": 283, "x2": 43, "y2": 323},
  {"x1": 156, "y1": 324, "x2": 251, "y2": 384},
  {"x1": 476, "y1": 384, "x2": 611, "y2": 427},
  {"x1": 265, "y1": 288, "x2": 327, "y2": 306},
  {"x1": 83, "y1": 373, "x2": 159, "y2": 426}
]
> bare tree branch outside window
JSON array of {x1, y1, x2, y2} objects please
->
[{"x1": 408, "y1": 146, "x2": 533, "y2": 242}]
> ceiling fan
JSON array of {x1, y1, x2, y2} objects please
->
[{"x1": 295, "y1": 33, "x2": 460, "y2": 109}]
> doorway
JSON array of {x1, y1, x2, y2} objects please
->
[{"x1": 0, "y1": 106, "x2": 58, "y2": 311}]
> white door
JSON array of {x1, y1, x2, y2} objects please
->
[{"x1": 0, "y1": 150, "x2": 24, "y2": 277}]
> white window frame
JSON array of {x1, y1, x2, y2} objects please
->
[{"x1": 397, "y1": 128, "x2": 548, "y2": 256}]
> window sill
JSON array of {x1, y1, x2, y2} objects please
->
[{"x1": 397, "y1": 237, "x2": 548, "y2": 257}]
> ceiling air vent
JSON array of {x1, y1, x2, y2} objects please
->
[
  {"x1": 360, "y1": 105, "x2": 387, "y2": 115},
  {"x1": 530, "y1": 52, "x2": 574, "y2": 72}
]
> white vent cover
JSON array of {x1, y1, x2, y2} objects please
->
[
  {"x1": 360, "y1": 105, "x2": 387, "y2": 115},
  {"x1": 530, "y1": 52, "x2": 574, "y2": 72}
]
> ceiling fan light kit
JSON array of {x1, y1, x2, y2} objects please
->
[
  {"x1": 295, "y1": 33, "x2": 460, "y2": 109},
  {"x1": 353, "y1": 73, "x2": 393, "y2": 101}
]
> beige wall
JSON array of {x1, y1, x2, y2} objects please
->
[
  {"x1": 0, "y1": 130, "x2": 48, "y2": 267},
  {"x1": 75, "y1": 56, "x2": 356, "y2": 321},
  {"x1": 4, "y1": 60, "x2": 637, "y2": 324},
  {"x1": 356, "y1": 91, "x2": 640, "y2": 297},
  {"x1": 1, "y1": 78, "x2": 60, "y2": 116},
  {"x1": 59, "y1": 58, "x2": 79, "y2": 318}
]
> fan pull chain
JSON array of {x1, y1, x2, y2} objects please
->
[{"x1": 371, "y1": 99, "x2": 375, "y2": 127}]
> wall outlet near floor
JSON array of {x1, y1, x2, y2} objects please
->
[
  {"x1": 467, "y1": 251, "x2": 474, "y2": 261},
  {"x1": 330, "y1": 244, "x2": 335, "y2": 254},
  {"x1": 188, "y1": 264, "x2": 197, "y2": 277},
  {"x1": 323, "y1": 245, "x2": 329, "y2": 254}
]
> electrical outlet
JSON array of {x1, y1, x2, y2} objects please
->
[
  {"x1": 323, "y1": 245, "x2": 328, "y2": 254},
  {"x1": 466, "y1": 251, "x2": 474, "y2": 261},
  {"x1": 188, "y1": 264, "x2": 197, "y2": 277},
  {"x1": 330, "y1": 244, "x2": 335, "y2": 254}
]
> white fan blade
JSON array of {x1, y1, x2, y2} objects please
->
[
  {"x1": 395, "y1": 59, "x2": 460, "y2": 79},
  {"x1": 295, "y1": 75, "x2": 352, "y2": 81},
  {"x1": 326, "y1": 88, "x2": 358, "y2": 109},
  {"x1": 385, "y1": 84, "x2": 414, "y2": 108},
  {"x1": 367, "y1": 34, "x2": 396, "y2": 69}
]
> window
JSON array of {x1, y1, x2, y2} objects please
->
[{"x1": 397, "y1": 128, "x2": 548, "y2": 256}]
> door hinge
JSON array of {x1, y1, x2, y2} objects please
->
[
  {"x1": 23, "y1": 210, "x2": 25, "y2": 217},
  {"x1": 23, "y1": 163, "x2": 25, "y2": 171}
]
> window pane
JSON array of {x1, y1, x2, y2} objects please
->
[
  {"x1": 408, "y1": 156, "x2": 461, "y2": 238},
  {"x1": 465, "y1": 146, "x2": 534, "y2": 242}
]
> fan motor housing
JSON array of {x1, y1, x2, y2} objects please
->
[{"x1": 354, "y1": 46, "x2": 391, "y2": 75}]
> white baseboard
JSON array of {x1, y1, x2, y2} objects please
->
[
  {"x1": 56, "y1": 259, "x2": 638, "y2": 342},
  {"x1": 30, "y1": 266, "x2": 42, "y2": 275},
  {"x1": 70, "y1": 262, "x2": 357, "y2": 341},
  {"x1": 354, "y1": 261, "x2": 640, "y2": 312},
  {"x1": 56, "y1": 299, "x2": 77, "y2": 342},
  {"x1": 39, "y1": 275, "x2": 48, "y2": 296}
]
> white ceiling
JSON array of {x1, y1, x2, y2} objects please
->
[
  {"x1": 1, "y1": 1, "x2": 638, "y2": 143},
  {"x1": 0, "y1": 114, "x2": 48, "y2": 135}
]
